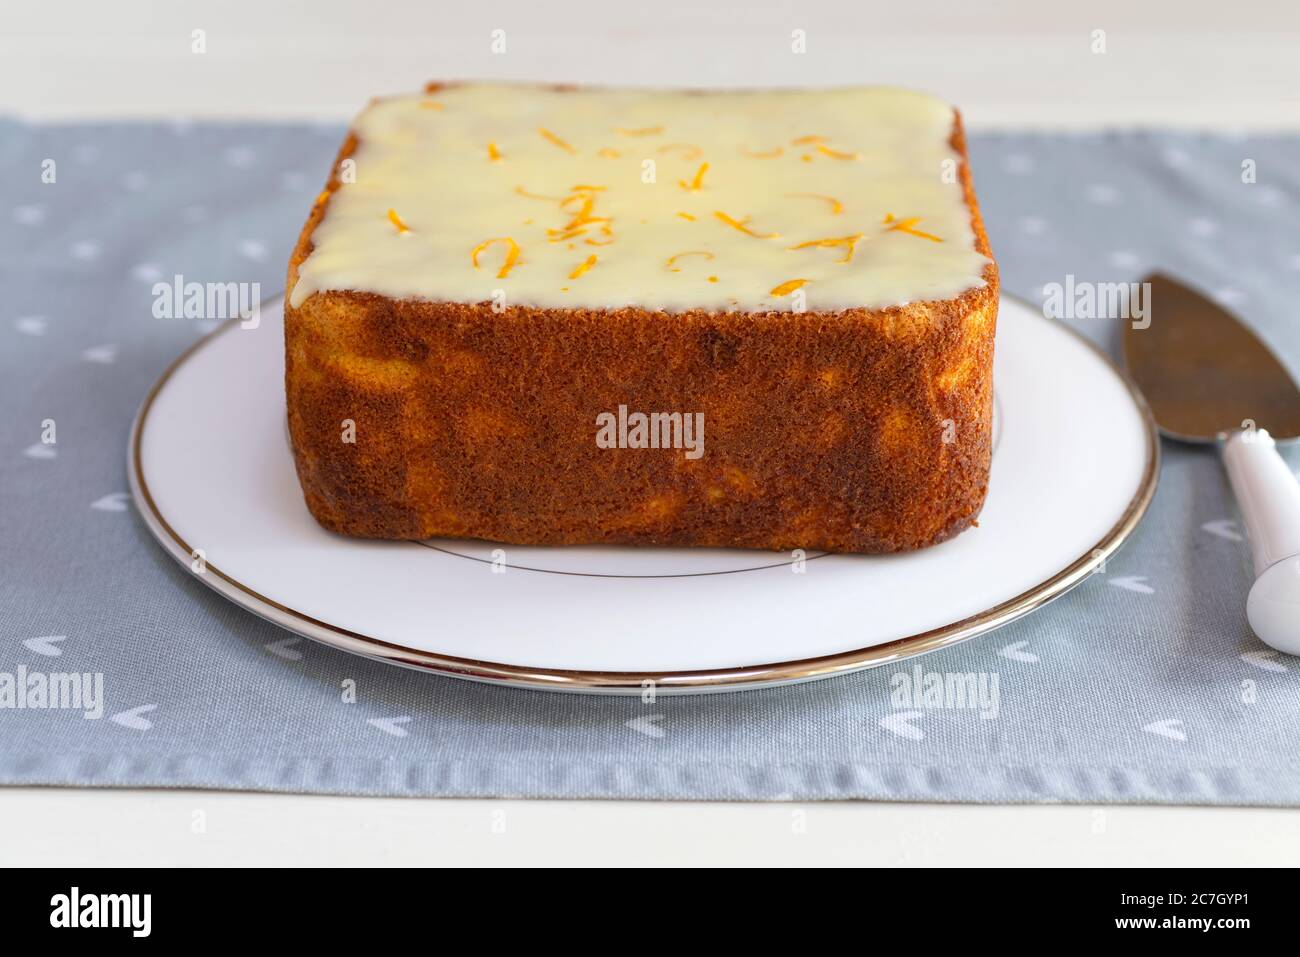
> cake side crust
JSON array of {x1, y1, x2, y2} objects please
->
[{"x1": 284, "y1": 102, "x2": 998, "y2": 553}]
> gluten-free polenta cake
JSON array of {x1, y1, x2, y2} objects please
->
[{"x1": 285, "y1": 82, "x2": 998, "y2": 552}]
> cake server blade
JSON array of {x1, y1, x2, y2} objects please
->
[
  {"x1": 1123, "y1": 272, "x2": 1300, "y2": 657},
  {"x1": 1123, "y1": 272, "x2": 1300, "y2": 443}
]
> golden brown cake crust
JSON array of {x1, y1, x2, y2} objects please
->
[{"x1": 284, "y1": 98, "x2": 999, "y2": 553}]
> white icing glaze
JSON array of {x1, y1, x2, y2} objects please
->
[{"x1": 290, "y1": 84, "x2": 991, "y2": 313}]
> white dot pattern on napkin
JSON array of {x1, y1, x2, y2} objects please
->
[{"x1": 0, "y1": 123, "x2": 1298, "y2": 804}]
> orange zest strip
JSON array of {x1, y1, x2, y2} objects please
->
[
  {"x1": 515, "y1": 185, "x2": 562, "y2": 201},
  {"x1": 550, "y1": 196, "x2": 610, "y2": 238},
  {"x1": 789, "y1": 233, "x2": 864, "y2": 264},
  {"x1": 883, "y1": 214, "x2": 943, "y2": 242},
  {"x1": 707, "y1": 276, "x2": 719, "y2": 283},
  {"x1": 791, "y1": 135, "x2": 826, "y2": 145},
  {"x1": 771, "y1": 279, "x2": 809, "y2": 296},
  {"x1": 615, "y1": 125, "x2": 664, "y2": 136},
  {"x1": 550, "y1": 227, "x2": 609, "y2": 243},
  {"x1": 665, "y1": 250, "x2": 715, "y2": 272},
  {"x1": 597, "y1": 147, "x2": 622, "y2": 159},
  {"x1": 789, "y1": 234, "x2": 864, "y2": 263},
  {"x1": 471, "y1": 237, "x2": 522, "y2": 279},
  {"x1": 676, "y1": 211, "x2": 696, "y2": 221},
  {"x1": 487, "y1": 142, "x2": 502, "y2": 161},
  {"x1": 550, "y1": 228, "x2": 606, "y2": 244},
  {"x1": 559, "y1": 187, "x2": 605, "y2": 212},
  {"x1": 786, "y1": 192, "x2": 844, "y2": 215},
  {"x1": 387, "y1": 208, "x2": 411, "y2": 233},
  {"x1": 678, "y1": 163, "x2": 709, "y2": 192},
  {"x1": 815, "y1": 144, "x2": 862, "y2": 161},
  {"x1": 741, "y1": 145, "x2": 784, "y2": 158},
  {"x1": 659, "y1": 142, "x2": 703, "y2": 160},
  {"x1": 569, "y1": 254, "x2": 598, "y2": 279},
  {"x1": 548, "y1": 225, "x2": 608, "y2": 242},
  {"x1": 549, "y1": 226, "x2": 605, "y2": 243},
  {"x1": 538, "y1": 128, "x2": 577, "y2": 153},
  {"x1": 714, "y1": 210, "x2": 780, "y2": 239},
  {"x1": 504, "y1": 184, "x2": 617, "y2": 247}
]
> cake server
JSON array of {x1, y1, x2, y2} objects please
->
[{"x1": 1124, "y1": 273, "x2": 1300, "y2": 654}]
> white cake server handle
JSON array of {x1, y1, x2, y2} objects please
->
[{"x1": 1221, "y1": 428, "x2": 1300, "y2": 655}]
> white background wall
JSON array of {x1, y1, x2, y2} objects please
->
[{"x1": 8, "y1": 0, "x2": 1300, "y2": 127}]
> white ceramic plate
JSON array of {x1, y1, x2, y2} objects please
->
[{"x1": 130, "y1": 295, "x2": 1158, "y2": 694}]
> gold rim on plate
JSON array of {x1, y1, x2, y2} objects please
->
[{"x1": 128, "y1": 296, "x2": 1160, "y2": 694}]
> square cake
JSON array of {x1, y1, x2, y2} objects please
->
[{"x1": 285, "y1": 82, "x2": 998, "y2": 552}]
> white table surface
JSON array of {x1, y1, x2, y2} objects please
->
[{"x1": 5, "y1": 0, "x2": 1299, "y2": 866}]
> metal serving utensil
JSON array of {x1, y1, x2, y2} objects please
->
[{"x1": 1124, "y1": 273, "x2": 1300, "y2": 654}]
